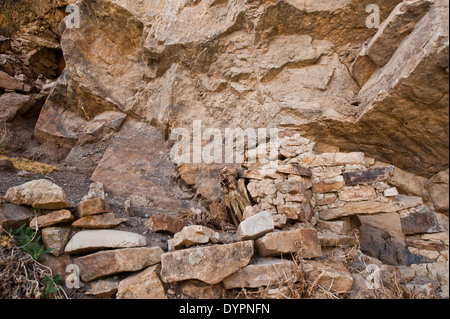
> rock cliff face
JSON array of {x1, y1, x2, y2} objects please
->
[
  {"x1": 1, "y1": 0, "x2": 449, "y2": 299},
  {"x1": 6, "y1": 0, "x2": 441, "y2": 209}
]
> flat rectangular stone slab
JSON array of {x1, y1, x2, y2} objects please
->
[
  {"x1": 223, "y1": 258, "x2": 299, "y2": 289},
  {"x1": 319, "y1": 197, "x2": 422, "y2": 221},
  {"x1": 65, "y1": 230, "x2": 148, "y2": 254},
  {"x1": 255, "y1": 229, "x2": 322, "y2": 258},
  {"x1": 74, "y1": 246, "x2": 163, "y2": 282},
  {"x1": 160, "y1": 241, "x2": 254, "y2": 285},
  {"x1": 343, "y1": 166, "x2": 394, "y2": 186}
]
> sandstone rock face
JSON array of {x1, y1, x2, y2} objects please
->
[
  {"x1": 5, "y1": 179, "x2": 72, "y2": 210},
  {"x1": 90, "y1": 120, "x2": 193, "y2": 212},
  {"x1": 301, "y1": 2, "x2": 449, "y2": 177},
  {"x1": 65, "y1": 230, "x2": 149, "y2": 254},
  {"x1": 160, "y1": 241, "x2": 254, "y2": 284}
]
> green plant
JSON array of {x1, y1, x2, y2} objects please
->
[
  {"x1": 8, "y1": 225, "x2": 54, "y2": 261},
  {"x1": 41, "y1": 275, "x2": 63, "y2": 299}
]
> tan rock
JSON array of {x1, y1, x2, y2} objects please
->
[
  {"x1": 72, "y1": 213, "x2": 128, "y2": 229},
  {"x1": 319, "y1": 197, "x2": 422, "y2": 220},
  {"x1": 312, "y1": 182, "x2": 344, "y2": 194},
  {"x1": 5, "y1": 179, "x2": 72, "y2": 210},
  {"x1": 315, "y1": 220, "x2": 351, "y2": 235},
  {"x1": 117, "y1": 265, "x2": 167, "y2": 299},
  {"x1": 160, "y1": 241, "x2": 254, "y2": 285},
  {"x1": 86, "y1": 280, "x2": 119, "y2": 298},
  {"x1": 255, "y1": 229, "x2": 322, "y2": 258},
  {"x1": 300, "y1": 4, "x2": 449, "y2": 177},
  {"x1": 223, "y1": 258, "x2": 299, "y2": 289},
  {"x1": 77, "y1": 198, "x2": 110, "y2": 217},
  {"x1": 237, "y1": 211, "x2": 274, "y2": 241},
  {"x1": 65, "y1": 230, "x2": 149, "y2": 254},
  {"x1": 74, "y1": 246, "x2": 163, "y2": 282},
  {"x1": 426, "y1": 169, "x2": 449, "y2": 214},
  {"x1": 29, "y1": 210, "x2": 74, "y2": 230},
  {"x1": 91, "y1": 120, "x2": 192, "y2": 211},
  {"x1": 145, "y1": 214, "x2": 188, "y2": 235},
  {"x1": 0, "y1": 70, "x2": 25, "y2": 91},
  {"x1": 181, "y1": 281, "x2": 223, "y2": 299},
  {"x1": 303, "y1": 260, "x2": 354, "y2": 294},
  {"x1": 41, "y1": 227, "x2": 70, "y2": 256},
  {"x1": 302, "y1": 152, "x2": 365, "y2": 167},
  {"x1": 277, "y1": 204, "x2": 310, "y2": 221},
  {"x1": 338, "y1": 187, "x2": 377, "y2": 202},
  {"x1": 315, "y1": 193, "x2": 337, "y2": 206},
  {"x1": 168, "y1": 225, "x2": 220, "y2": 251},
  {"x1": 0, "y1": 93, "x2": 34, "y2": 122},
  {"x1": 318, "y1": 233, "x2": 357, "y2": 248},
  {"x1": 243, "y1": 205, "x2": 263, "y2": 220}
]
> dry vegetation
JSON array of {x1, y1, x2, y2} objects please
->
[{"x1": 0, "y1": 227, "x2": 67, "y2": 299}]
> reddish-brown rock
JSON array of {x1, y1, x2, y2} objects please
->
[{"x1": 145, "y1": 215, "x2": 188, "y2": 235}]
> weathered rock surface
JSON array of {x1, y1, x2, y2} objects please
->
[
  {"x1": 237, "y1": 211, "x2": 274, "y2": 241},
  {"x1": 223, "y1": 258, "x2": 299, "y2": 289},
  {"x1": 74, "y1": 246, "x2": 163, "y2": 282},
  {"x1": 77, "y1": 198, "x2": 110, "y2": 217},
  {"x1": 0, "y1": 93, "x2": 34, "y2": 122},
  {"x1": 358, "y1": 213, "x2": 408, "y2": 265},
  {"x1": 117, "y1": 265, "x2": 167, "y2": 299},
  {"x1": 90, "y1": 120, "x2": 193, "y2": 212},
  {"x1": 29, "y1": 209, "x2": 74, "y2": 230},
  {"x1": 303, "y1": 260, "x2": 354, "y2": 294},
  {"x1": 255, "y1": 229, "x2": 322, "y2": 258},
  {"x1": 65, "y1": 230, "x2": 149, "y2": 254},
  {"x1": 160, "y1": 241, "x2": 254, "y2": 284},
  {"x1": 300, "y1": 2, "x2": 449, "y2": 177},
  {"x1": 319, "y1": 197, "x2": 422, "y2": 220},
  {"x1": 0, "y1": 203, "x2": 35, "y2": 230},
  {"x1": 86, "y1": 280, "x2": 119, "y2": 298},
  {"x1": 5, "y1": 179, "x2": 72, "y2": 210},
  {"x1": 401, "y1": 207, "x2": 441, "y2": 235},
  {"x1": 426, "y1": 169, "x2": 449, "y2": 215},
  {"x1": 145, "y1": 215, "x2": 188, "y2": 235},
  {"x1": 181, "y1": 280, "x2": 223, "y2": 300},
  {"x1": 168, "y1": 225, "x2": 220, "y2": 251},
  {"x1": 41, "y1": 227, "x2": 70, "y2": 256},
  {"x1": 72, "y1": 213, "x2": 128, "y2": 229}
]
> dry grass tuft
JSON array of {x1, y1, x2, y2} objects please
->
[{"x1": 0, "y1": 155, "x2": 59, "y2": 175}]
